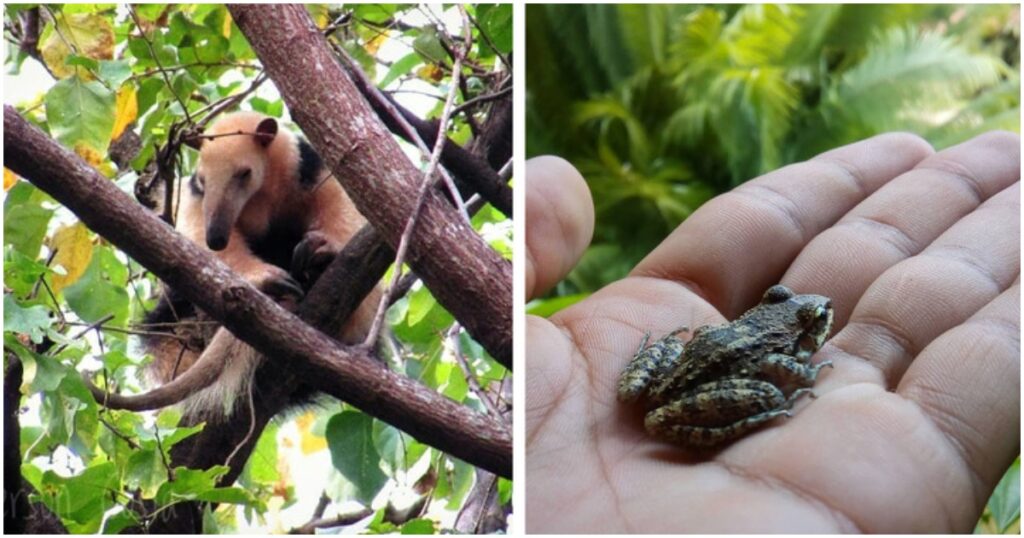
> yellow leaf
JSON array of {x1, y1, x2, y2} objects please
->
[
  {"x1": 416, "y1": 64, "x2": 445, "y2": 82},
  {"x1": 366, "y1": 34, "x2": 388, "y2": 56},
  {"x1": 295, "y1": 411, "x2": 327, "y2": 454},
  {"x1": 73, "y1": 143, "x2": 106, "y2": 169},
  {"x1": 49, "y1": 223, "x2": 93, "y2": 294},
  {"x1": 40, "y1": 12, "x2": 114, "y2": 79},
  {"x1": 111, "y1": 86, "x2": 138, "y2": 140},
  {"x1": 4, "y1": 168, "x2": 17, "y2": 191},
  {"x1": 222, "y1": 11, "x2": 232, "y2": 38}
]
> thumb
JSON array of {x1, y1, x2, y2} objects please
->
[{"x1": 526, "y1": 156, "x2": 594, "y2": 300}]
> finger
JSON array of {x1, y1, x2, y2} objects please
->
[
  {"x1": 899, "y1": 282, "x2": 1019, "y2": 510},
  {"x1": 632, "y1": 133, "x2": 933, "y2": 318},
  {"x1": 783, "y1": 131, "x2": 1021, "y2": 326},
  {"x1": 526, "y1": 156, "x2": 595, "y2": 300},
  {"x1": 525, "y1": 314, "x2": 579, "y2": 441},
  {"x1": 823, "y1": 181, "x2": 1018, "y2": 390}
]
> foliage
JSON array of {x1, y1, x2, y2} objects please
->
[
  {"x1": 526, "y1": 4, "x2": 1020, "y2": 299},
  {"x1": 4, "y1": 3, "x2": 510, "y2": 533},
  {"x1": 976, "y1": 457, "x2": 1021, "y2": 534}
]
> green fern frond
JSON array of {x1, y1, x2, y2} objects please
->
[
  {"x1": 673, "y1": 7, "x2": 726, "y2": 63},
  {"x1": 832, "y1": 26, "x2": 1005, "y2": 131},
  {"x1": 722, "y1": 4, "x2": 803, "y2": 66},
  {"x1": 664, "y1": 101, "x2": 711, "y2": 147},
  {"x1": 927, "y1": 75, "x2": 1020, "y2": 148}
]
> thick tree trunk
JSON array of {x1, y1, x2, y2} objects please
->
[{"x1": 228, "y1": 5, "x2": 512, "y2": 368}]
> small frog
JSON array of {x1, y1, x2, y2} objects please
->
[{"x1": 617, "y1": 285, "x2": 834, "y2": 447}]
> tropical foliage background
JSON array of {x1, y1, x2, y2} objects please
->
[
  {"x1": 526, "y1": 4, "x2": 1019, "y2": 533},
  {"x1": 527, "y1": 3, "x2": 1020, "y2": 306},
  {"x1": 4, "y1": 3, "x2": 511, "y2": 533}
]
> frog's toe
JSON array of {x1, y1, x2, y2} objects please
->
[{"x1": 785, "y1": 387, "x2": 816, "y2": 406}]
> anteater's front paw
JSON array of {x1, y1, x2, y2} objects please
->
[
  {"x1": 254, "y1": 266, "x2": 304, "y2": 312},
  {"x1": 291, "y1": 230, "x2": 340, "y2": 287}
]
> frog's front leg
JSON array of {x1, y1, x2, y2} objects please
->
[
  {"x1": 751, "y1": 353, "x2": 834, "y2": 392},
  {"x1": 643, "y1": 379, "x2": 811, "y2": 447},
  {"x1": 617, "y1": 327, "x2": 688, "y2": 403}
]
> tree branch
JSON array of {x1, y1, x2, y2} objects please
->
[
  {"x1": 228, "y1": 5, "x2": 511, "y2": 367},
  {"x1": 344, "y1": 61, "x2": 513, "y2": 218},
  {"x1": 4, "y1": 105, "x2": 511, "y2": 479}
]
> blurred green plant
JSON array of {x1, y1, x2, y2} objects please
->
[{"x1": 526, "y1": 4, "x2": 1020, "y2": 299}]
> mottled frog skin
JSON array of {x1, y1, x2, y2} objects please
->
[{"x1": 617, "y1": 285, "x2": 834, "y2": 447}]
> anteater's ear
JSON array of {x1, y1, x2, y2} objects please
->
[
  {"x1": 255, "y1": 118, "x2": 278, "y2": 147},
  {"x1": 182, "y1": 133, "x2": 204, "y2": 151}
]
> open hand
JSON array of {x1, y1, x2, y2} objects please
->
[{"x1": 525, "y1": 132, "x2": 1020, "y2": 533}]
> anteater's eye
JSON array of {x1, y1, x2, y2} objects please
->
[{"x1": 235, "y1": 168, "x2": 252, "y2": 185}]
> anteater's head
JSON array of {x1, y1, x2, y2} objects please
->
[{"x1": 189, "y1": 112, "x2": 281, "y2": 251}]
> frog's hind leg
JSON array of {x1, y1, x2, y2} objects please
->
[
  {"x1": 617, "y1": 329, "x2": 688, "y2": 404},
  {"x1": 644, "y1": 379, "x2": 792, "y2": 447}
]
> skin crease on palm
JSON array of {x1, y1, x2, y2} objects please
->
[{"x1": 525, "y1": 132, "x2": 1020, "y2": 533}]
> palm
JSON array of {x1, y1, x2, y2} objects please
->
[{"x1": 526, "y1": 132, "x2": 1020, "y2": 533}]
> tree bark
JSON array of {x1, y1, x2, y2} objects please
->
[
  {"x1": 4, "y1": 105, "x2": 511, "y2": 479},
  {"x1": 228, "y1": 4, "x2": 512, "y2": 368}
]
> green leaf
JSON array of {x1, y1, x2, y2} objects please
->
[
  {"x1": 988, "y1": 458, "x2": 1020, "y2": 533},
  {"x1": 3, "y1": 294, "x2": 52, "y2": 343},
  {"x1": 125, "y1": 448, "x2": 165, "y2": 496},
  {"x1": 98, "y1": 59, "x2": 132, "y2": 88},
  {"x1": 195, "y1": 486, "x2": 255, "y2": 505},
  {"x1": 4, "y1": 183, "x2": 54, "y2": 259},
  {"x1": 400, "y1": 518, "x2": 436, "y2": 534},
  {"x1": 407, "y1": 286, "x2": 436, "y2": 326},
  {"x1": 380, "y1": 52, "x2": 422, "y2": 89},
  {"x1": 326, "y1": 411, "x2": 387, "y2": 505},
  {"x1": 413, "y1": 25, "x2": 448, "y2": 64},
  {"x1": 476, "y1": 4, "x2": 512, "y2": 55},
  {"x1": 374, "y1": 422, "x2": 428, "y2": 476},
  {"x1": 155, "y1": 466, "x2": 229, "y2": 506},
  {"x1": 4, "y1": 246, "x2": 51, "y2": 297},
  {"x1": 37, "y1": 462, "x2": 119, "y2": 533},
  {"x1": 441, "y1": 457, "x2": 474, "y2": 510},
  {"x1": 44, "y1": 75, "x2": 116, "y2": 153},
  {"x1": 63, "y1": 246, "x2": 129, "y2": 326},
  {"x1": 497, "y1": 477, "x2": 512, "y2": 505},
  {"x1": 526, "y1": 293, "x2": 591, "y2": 318},
  {"x1": 240, "y1": 422, "x2": 280, "y2": 485}
]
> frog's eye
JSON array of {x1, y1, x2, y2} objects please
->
[
  {"x1": 814, "y1": 304, "x2": 830, "y2": 320},
  {"x1": 763, "y1": 285, "x2": 794, "y2": 304}
]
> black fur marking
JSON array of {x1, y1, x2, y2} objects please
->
[
  {"x1": 297, "y1": 138, "x2": 323, "y2": 188},
  {"x1": 246, "y1": 219, "x2": 305, "y2": 275},
  {"x1": 188, "y1": 174, "x2": 204, "y2": 196}
]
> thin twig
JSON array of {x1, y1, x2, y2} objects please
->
[
  {"x1": 130, "y1": 61, "x2": 260, "y2": 81},
  {"x1": 288, "y1": 508, "x2": 374, "y2": 534},
  {"x1": 51, "y1": 313, "x2": 115, "y2": 357},
  {"x1": 191, "y1": 72, "x2": 269, "y2": 130},
  {"x1": 224, "y1": 384, "x2": 257, "y2": 470},
  {"x1": 153, "y1": 427, "x2": 174, "y2": 481},
  {"x1": 497, "y1": 158, "x2": 512, "y2": 182},
  {"x1": 99, "y1": 417, "x2": 140, "y2": 450},
  {"x1": 128, "y1": 6, "x2": 192, "y2": 123},
  {"x1": 61, "y1": 321, "x2": 191, "y2": 342},
  {"x1": 331, "y1": 43, "x2": 469, "y2": 223},
  {"x1": 448, "y1": 324, "x2": 503, "y2": 421},
  {"x1": 451, "y1": 86, "x2": 513, "y2": 117},
  {"x1": 467, "y1": 10, "x2": 511, "y2": 72},
  {"x1": 362, "y1": 7, "x2": 469, "y2": 348},
  {"x1": 29, "y1": 249, "x2": 58, "y2": 300}
]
